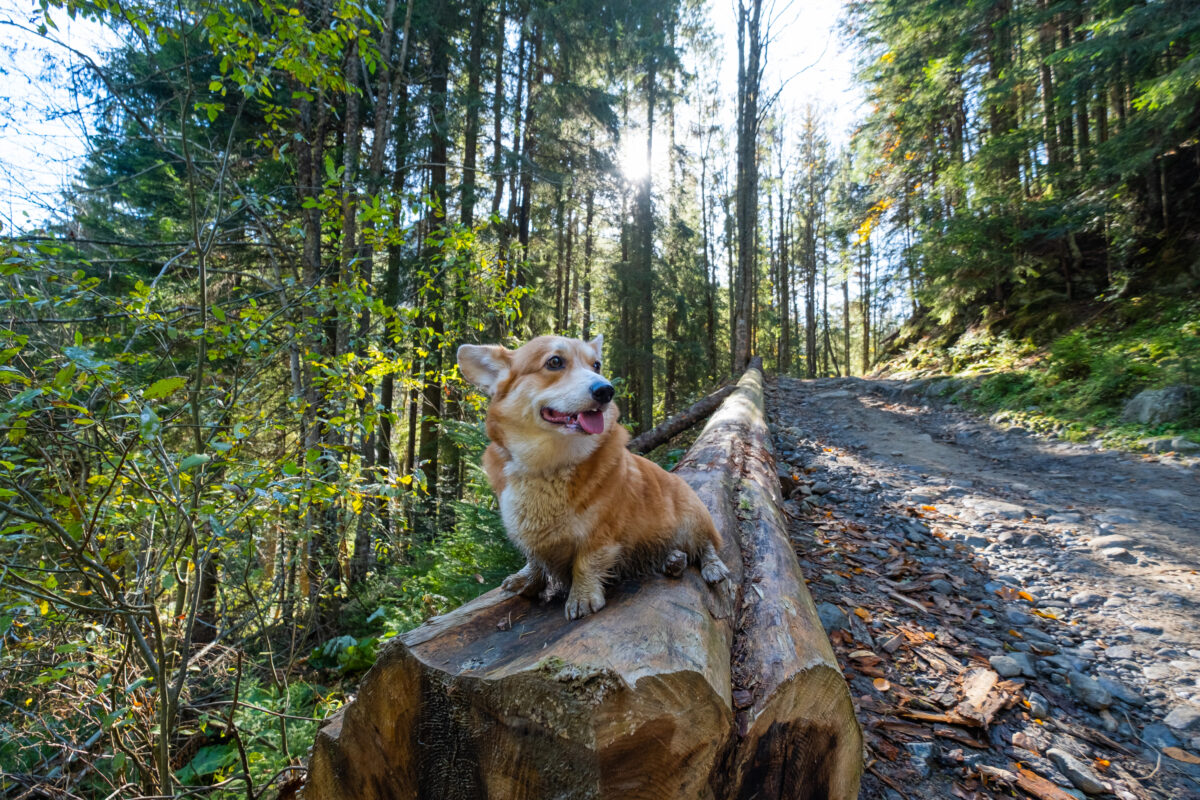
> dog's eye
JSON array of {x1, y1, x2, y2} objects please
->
[
  {"x1": 593, "y1": 361, "x2": 601, "y2": 372},
  {"x1": 545, "y1": 355, "x2": 565, "y2": 370}
]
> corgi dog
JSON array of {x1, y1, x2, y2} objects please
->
[{"x1": 457, "y1": 334, "x2": 732, "y2": 619}]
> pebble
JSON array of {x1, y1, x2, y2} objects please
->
[
  {"x1": 1006, "y1": 608, "x2": 1035, "y2": 626},
  {"x1": 1096, "y1": 676, "x2": 1145, "y2": 707},
  {"x1": 1027, "y1": 691, "x2": 1050, "y2": 719},
  {"x1": 1141, "y1": 723, "x2": 1181, "y2": 749},
  {"x1": 1089, "y1": 533, "x2": 1134, "y2": 549},
  {"x1": 1069, "y1": 591, "x2": 1105, "y2": 608},
  {"x1": 990, "y1": 655, "x2": 1024, "y2": 679},
  {"x1": 817, "y1": 602, "x2": 849, "y2": 633},
  {"x1": 1142, "y1": 663, "x2": 1175, "y2": 680},
  {"x1": 1101, "y1": 546, "x2": 1137, "y2": 563},
  {"x1": 1047, "y1": 747, "x2": 1109, "y2": 795},
  {"x1": 1132, "y1": 622, "x2": 1165, "y2": 635},
  {"x1": 1164, "y1": 703, "x2": 1200, "y2": 731},
  {"x1": 1068, "y1": 672, "x2": 1113, "y2": 711}
]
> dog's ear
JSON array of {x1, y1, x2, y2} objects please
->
[
  {"x1": 457, "y1": 344, "x2": 511, "y2": 396},
  {"x1": 588, "y1": 334, "x2": 603, "y2": 358}
]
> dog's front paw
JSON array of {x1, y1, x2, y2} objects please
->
[
  {"x1": 501, "y1": 564, "x2": 545, "y2": 597},
  {"x1": 663, "y1": 549, "x2": 688, "y2": 578},
  {"x1": 701, "y1": 557, "x2": 731, "y2": 586},
  {"x1": 564, "y1": 586, "x2": 606, "y2": 620}
]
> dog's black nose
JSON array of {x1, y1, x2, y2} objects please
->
[{"x1": 591, "y1": 382, "x2": 615, "y2": 404}]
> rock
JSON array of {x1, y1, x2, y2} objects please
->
[
  {"x1": 1140, "y1": 436, "x2": 1200, "y2": 455},
  {"x1": 1068, "y1": 672, "x2": 1113, "y2": 710},
  {"x1": 965, "y1": 535, "x2": 989, "y2": 548},
  {"x1": 990, "y1": 655, "x2": 1024, "y2": 679},
  {"x1": 930, "y1": 579, "x2": 955, "y2": 595},
  {"x1": 963, "y1": 496, "x2": 1030, "y2": 520},
  {"x1": 810, "y1": 481, "x2": 833, "y2": 495},
  {"x1": 1106, "y1": 645, "x2": 1136, "y2": 660},
  {"x1": 1070, "y1": 592, "x2": 1105, "y2": 608},
  {"x1": 1132, "y1": 622, "x2": 1164, "y2": 636},
  {"x1": 1047, "y1": 747, "x2": 1109, "y2": 795},
  {"x1": 1164, "y1": 704, "x2": 1200, "y2": 732},
  {"x1": 1101, "y1": 547, "x2": 1137, "y2": 563},
  {"x1": 1047, "y1": 512, "x2": 1084, "y2": 524},
  {"x1": 817, "y1": 602, "x2": 849, "y2": 633},
  {"x1": 904, "y1": 741, "x2": 935, "y2": 778},
  {"x1": 1170, "y1": 436, "x2": 1200, "y2": 455},
  {"x1": 1122, "y1": 384, "x2": 1195, "y2": 425},
  {"x1": 1027, "y1": 691, "x2": 1050, "y2": 719},
  {"x1": 1096, "y1": 676, "x2": 1145, "y2": 707},
  {"x1": 1088, "y1": 533, "x2": 1134, "y2": 549},
  {"x1": 1006, "y1": 608, "x2": 1035, "y2": 626},
  {"x1": 1141, "y1": 723, "x2": 1182, "y2": 750},
  {"x1": 1143, "y1": 664, "x2": 1175, "y2": 680},
  {"x1": 1021, "y1": 532, "x2": 1047, "y2": 547}
]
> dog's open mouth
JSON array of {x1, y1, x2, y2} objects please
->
[{"x1": 541, "y1": 406, "x2": 605, "y2": 435}]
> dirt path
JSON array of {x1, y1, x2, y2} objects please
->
[{"x1": 765, "y1": 376, "x2": 1200, "y2": 800}]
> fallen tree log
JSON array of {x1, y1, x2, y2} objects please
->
[
  {"x1": 627, "y1": 383, "x2": 736, "y2": 454},
  {"x1": 302, "y1": 359, "x2": 861, "y2": 800}
]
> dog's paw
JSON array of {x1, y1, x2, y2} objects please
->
[
  {"x1": 501, "y1": 565, "x2": 545, "y2": 597},
  {"x1": 663, "y1": 549, "x2": 688, "y2": 578},
  {"x1": 564, "y1": 586, "x2": 606, "y2": 620},
  {"x1": 701, "y1": 557, "x2": 731, "y2": 586}
]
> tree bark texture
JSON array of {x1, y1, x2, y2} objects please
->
[{"x1": 303, "y1": 359, "x2": 861, "y2": 800}]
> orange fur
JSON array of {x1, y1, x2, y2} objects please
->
[{"x1": 458, "y1": 335, "x2": 730, "y2": 619}]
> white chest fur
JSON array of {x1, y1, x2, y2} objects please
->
[{"x1": 499, "y1": 471, "x2": 581, "y2": 556}]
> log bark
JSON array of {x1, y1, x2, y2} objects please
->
[
  {"x1": 303, "y1": 358, "x2": 861, "y2": 800},
  {"x1": 626, "y1": 383, "x2": 735, "y2": 454}
]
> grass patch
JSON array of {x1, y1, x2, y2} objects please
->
[{"x1": 882, "y1": 296, "x2": 1200, "y2": 448}]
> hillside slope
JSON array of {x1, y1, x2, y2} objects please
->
[{"x1": 875, "y1": 295, "x2": 1200, "y2": 451}]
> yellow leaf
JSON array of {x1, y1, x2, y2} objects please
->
[
  {"x1": 38, "y1": 600, "x2": 48, "y2": 615},
  {"x1": 854, "y1": 607, "x2": 872, "y2": 621},
  {"x1": 1018, "y1": 590, "x2": 1034, "y2": 602},
  {"x1": 873, "y1": 678, "x2": 891, "y2": 692}
]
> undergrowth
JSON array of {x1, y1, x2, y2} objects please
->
[{"x1": 881, "y1": 296, "x2": 1200, "y2": 448}]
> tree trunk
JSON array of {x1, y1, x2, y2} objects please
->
[
  {"x1": 732, "y1": 0, "x2": 762, "y2": 375},
  {"x1": 627, "y1": 384, "x2": 735, "y2": 454},
  {"x1": 304, "y1": 360, "x2": 862, "y2": 800}
]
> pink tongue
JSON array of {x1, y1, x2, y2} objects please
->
[{"x1": 578, "y1": 410, "x2": 605, "y2": 435}]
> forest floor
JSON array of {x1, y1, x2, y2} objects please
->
[{"x1": 764, "y1": 376, "x2": 1200, "y2": 800}]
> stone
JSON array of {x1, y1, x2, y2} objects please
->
[
  {"x1": 1070, "y1": 591, "x2": 1105, "y2": 608},
  {"x1": 1089, "y1": 533, "x2": 1134, "y2": 549},
  {"x1": 1106, "y1": 645, "x2": 1136, "y2": 660},
  {"x1": 1141, "y1": 723, "x2": 1182, "y2": 750},
  {"x1": 965, "y1": 535, "x2": 989, "y2": 548},
  {"x1": 1121, "y1": 384, "x2": 1195, "y2": 425},
  {"x1": 990, "y1": 655, "x2": 1024, "y2": 679},
  {"x1": 1101, "y1": 547, "x2": 1137, "y2": 563},
  {"x1": 1047, "y1": 747, "x2": 1109, "y2": 795},
  {"x1": 810, "y1": 481, "x2": 833, "y2": 495},
  {"x1": 1096, "y1": 676, "x2": 1145, "y2": 708},
  {"x1": 1143, "y1": 663, "x2": 1175, "y2": 680},
  {"x1": 1132, "y1": 622, "x2": 1165, "y2": 636},
  {"x1": 1027, "y1": 691, "x2": 1050, "y2": 719},
  {"x1": 1068, "y1": 672, "x2": 1113, "y2": 710},
  {"x1": 905, "y1": 741, "x2": 935, "y2": 778},
  {"x1": 817, "y1": 602, "x2": 849, "y2": 633},
  {"x1": 963, "y1": 496, "x2": 1030, "y2": 519},
  {"x1": 1006, "y1": 608, "x2": 1035, "y2": 626},
  {"x1": 1021, "y1": 532, "x2": 1047, "y2": 547},
  {"x1": 1164, "y1": 704, "x2": 1200, "y2": 731},
  {"x1": 930, "y1": 578, "x2": 955, "y2": 595}
]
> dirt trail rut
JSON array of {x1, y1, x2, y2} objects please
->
[{"x1": 765, "y1": 375, "x2": 1200, "y2": 800}]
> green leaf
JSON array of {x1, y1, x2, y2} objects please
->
[
  {"x1": 144, "y1": 376, "x2": 188, "y2": 400},
  {"x1": 281, "y1": 461, "x2": 300, "y2": 476},
  {"x1": 179, "y1": 453, "x2": 211, "y2": 471}
]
